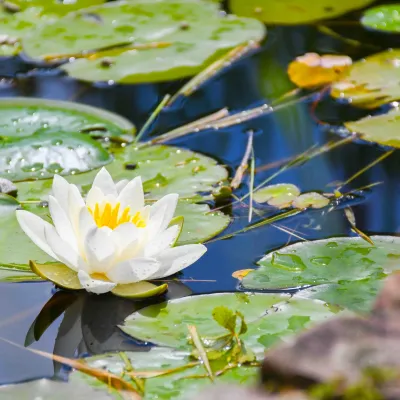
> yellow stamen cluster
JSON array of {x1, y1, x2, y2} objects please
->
[{"x1": 88, "y1": 202, "x2": 146, "y2": 229}]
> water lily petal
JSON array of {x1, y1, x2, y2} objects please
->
[
  {"x1": 84, "y1": 226, "x2": 116, "y2": 273},
  {"x1": 49, "y1": 195, "x2": 78, "y2": 252},
  {"x1": 106, "y1": 258, "x2": 160, "y2": 284},
  {"x1": 145, "y1": 224, "x2": 180, "y2": 258},
  {"x1": 150, "y1": 244, "x2": 207, "y2": 279},
  {"x1": 118, "y1": 176, "x2": 144, "y2": 214},
  {"x1": 78, "y1": 270, "x2": 116, "y2": 294},
  {"x1": 150, "y1": 193, "x2": 178, "y2": 234},
  {"x1": 16, "y1": 210, "x2": 57, "y2": 259},
  {"x1": 44, "y1": 224, "x2": 83, "y2": 272},
  {"x1": 112, "y1": 222, "x2": 140, "y2": 258},
  {"x1": 116, "y1": 179, "x2": 129, "y2": 194},
  {"x1": 52, "y1": 174, "x2": 70, "y2": 215},
  {"x1": 146, "y1": 204, "x2": 167, "y2": 239},
  {"x1": 92, "y1": 167, "x2": 117, "y2": 197},
  {"x1": 68, "y1": 184, "x2": 85, "y2": 235},
  {"x1": 86, "y1": 186, "x2": 104, "y2": 210}
]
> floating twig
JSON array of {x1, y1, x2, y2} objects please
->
[
  {"x1": 344, "y1": 207, "x2": 374, "y2": 246},
  {"x1": 0, "y1": 336, "x2": 141, "y2": 398},
  {"x1": 248, "y1": 147, "x2": 255, "y2": 223},
  {"x1": 43, "y1": 41, "x2": 171, "y2": 62},
  {"x1": 187, "y1": 325, "x2": 214, "y2": 381},
  {"x1": 204, "y1": 91, "x2": 317, "y2": 131},
  {"x1": 135, "y1": 94, "x2": 171, "y2": 143},
  {"x1": 207, "y1": 209, "x2": 301, "y2": 243},
  {"x1": 336, "y1": 150, "x2": 395, "y2": 192},
  {"x1": 128, "y1": 362, "x2": 200, "y2": 379},
  {"x1": 231, "y1": 130, "x2": 254, "y2": 189},
  {"x1": 240, "y1": 136, "x2": 354, "y2": 203},
  {"x1": 145, "y1": 108, "x2": 229, "y2": 145},
  {"x1": 317, "y1": 25, "x2": 379, "y2": 50},
  {"x1": 168, "y1": 41, "x2": 260, "y2": 106},
  {"x1": 119, "y1": 352, "x2": 145, "y2": 394}
]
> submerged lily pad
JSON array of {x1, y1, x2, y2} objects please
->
[
  {"x1": 121, "y1": 292, "x2": 337, "y2": 352},
  {"x1": 0, "y1": 130, "x2": 112, "y2": 181},
  {"x1": 345, "y1": 108, "x2": 400, "y2": 148},
  {"x1": 242, "y1": 236, "x2": 400, "y2": 313},
  {"x1": 361, "y1": 4, "x2": 400, "y2": 33},
  {"x1": 72, "y1": 347, "x2": 259, "y2": 400},
  {"x1": 0, "y1": 378, "x2": 116, "y2": 399},
  {"x1": 22, "y1": 0, "x2": 266, "y2": 83},
  {"x1": 0, "y1": 97, "x2": 135, "y2": 140},
  {"x1": 230, "y1": 0, "x2": 375, "y2": 25},
  {"x1": 331, "y1": 50, "x2": 400, "y2": 109}
]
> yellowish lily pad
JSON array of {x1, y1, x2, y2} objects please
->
[
  {"x1": 292, "y1": 192, "x2": 330, "y2": 209},
  {"x1": 331, "y1": 50, "x2": 400, "y2": 109},
  {"x1": 345, "y1": 108, "x2": 400, "y2": 148},
  {"x1": 288, "y1": 52, "x2": 352, "y2": 89},
  {"x1": 29, "y1": 260, "x2": 81, "y2": 290},
  {"x1": 111, "y1": 281, "x2": 168, "y2": 299},
  {"x1": 254, "y1": 183, "x2": 300, "y2": 208}
]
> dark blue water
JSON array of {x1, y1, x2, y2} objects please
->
[{"x1": 0, "y1": 15, "x2": 398, "y2": 384}]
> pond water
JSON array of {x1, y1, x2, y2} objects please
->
[{"x1": 0, "y1": 0, "x2": 399, "y2": 389}]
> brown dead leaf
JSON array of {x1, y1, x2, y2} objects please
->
[{"x1": 288, "y1": 53, "x2": 352, "y2": 89}]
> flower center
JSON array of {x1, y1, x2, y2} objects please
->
[{"x1": 88, "y1": 202, "x2": 146, "y2": 229}]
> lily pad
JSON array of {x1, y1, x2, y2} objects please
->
[
  {"x1": 0, "y1": 1, "x2": 106, "y2": 56},
  {"x1": 230, "y1": 0, "x2": 375, "y2": 25},
  {"x1": 0, "y1": 378, "x2": 116, "y2": 399},
  {"x1": 0, "y1": 145, "x2": 229, "y2": 278},
  {"x1": 0, "y1": 97, "x2": 135, "y2": 140},
  {"x1": 241, "y1": 236, "x2": 400, "y2": 313},
  {"x1": 0, "y1": 130, "x2": 112, "y2": 181},
  {"x1": 0, "y1": 204, "x2": 53, "y2": 281},
  {"x1": 22, "y1": 0, "x2": 266, "y2": 83},
  {"x1": 15, "y1": 144, "x2": 231, "y2": 244},
  {"x1": 292, "y1": 192, "x2": 330, "y2": 209},
  {"x1": 72, "y1": 347, "x2": 259, "y2": 400},
  {"x1": 361, "y1": 4, "x2": 400, "y2": 33},
  {"x1": 253, "y1": 184, "x2": 300, "y2": 208},
  {"x1": 331, "y1": 49, "x2": 400, "y2": 109},
  {"x1": 121, "y1": 292, "x2": 338, "y2": 352},
  {"x1": 345, "y1": 108, "x2": 400, "y2": 148},
  {"x1": 29, "y1": 260, "x2": 81, "y2": 290},
  {"x1": 111, "y1": 281, "x2": 168, "y2": 299},
  {"x1": 288, "y1": 53, "x2": 352, "y2": 89}
]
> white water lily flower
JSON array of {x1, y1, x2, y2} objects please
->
[{"x1": 16, "y1": 168, "x2": 207, "y2": 295}]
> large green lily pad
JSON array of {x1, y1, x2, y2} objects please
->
[
  {"x1": 0, "y1": 130, "x2": 112, "y2": 181},
  {"x1": 0, "y1": 378, "x2": 116, "y2": 399},
  {"x1": 361, "y1": 4, "x2": 400, "y2": 33},
  {"x1": 230, "y1": 0, "x2": 375, "y2": 25},
  {"x1": 0, "y1": 145, "x2": 230, "y2": 280},
  {"x1": 0, "y1": 1, "x2": 106, "y2": 56},
  {"x1": 0, "y1": 97, "x2": 135, "y2": 140},
  {"x1": 345, "y1": 108, "x2": 400, "y2": 148},
  {"x1": 241, "y1": 236, "x2": 400, "y2": 313},
  {"x1": 331, "y1": 49, "x2": 400, "y2": 109},
  {"x1": 121, "y1": 292, "x2": 338, "y2": 352},
  {"x1": 17, "y1": 144, "x2": 229, "y2": 201},
  {"x1": 22, "y1": 0, "x2": 266, "y2": 83},
  {"x1": 72, "y1": 346, "x2": 259, "y2": 400}
]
